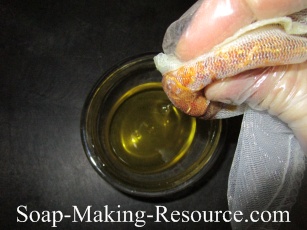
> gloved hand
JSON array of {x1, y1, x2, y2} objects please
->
[
  {"x1": 155, "y1": 1, "x2": 307, "y2": 229},
  {"x1": 176, "y1": 0, "x2": 307, "y2": 60},
  {"x1": 174, "y1": 0, "x2": 307, "y2": 151}
]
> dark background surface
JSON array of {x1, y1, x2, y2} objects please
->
[{"x1": 1, "y1": 0, "x2": 306, "y2": 229}]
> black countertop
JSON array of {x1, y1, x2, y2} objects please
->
[{"x1": 1, "y1": 0, "x2": 306, "y2": 229}]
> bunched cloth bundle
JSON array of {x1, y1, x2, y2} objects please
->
[{"x1": 154, "y1": 1, "x2": 307, "y2": 229}]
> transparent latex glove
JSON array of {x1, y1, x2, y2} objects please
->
[
  {"x1": 169, "y1": 0, "x2": 307, "y2": 152},
  {"x1": 175, "y1": 0, "x2": 307, "y2": 61},
  {"x1": 163, "y1": 0, "x2": 307, "y2": 151},
  {"x1": 206, "y1": 64, "x2": 307, "y2": 152},
  {"x1": 156, "y1": 0, "x2": 307, "y2": 229}
]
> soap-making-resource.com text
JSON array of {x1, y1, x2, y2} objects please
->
[{"x1": 17, "y1": 205, "x2": 290, "y2": 228}]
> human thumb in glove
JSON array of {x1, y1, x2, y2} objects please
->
[{"x1": 175, "y1": 0, "x2": 307, "y2": 151}]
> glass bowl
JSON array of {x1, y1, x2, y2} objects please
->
[{"x1": 81, "y1": 53, "x2": 226, "y2": 198}]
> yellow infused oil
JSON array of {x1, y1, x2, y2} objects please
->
[{"x1": 107, "y1": 83, "x2": 196, "y2": 173}]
